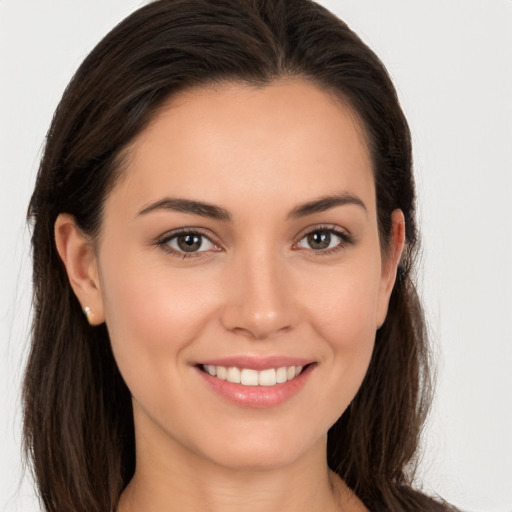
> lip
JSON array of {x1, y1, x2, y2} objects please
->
[
  {"x1": 195, "y1": 355, "x2": 313, "y2": 371},
  {"x1": 195, "y1": 358, "x2": 315, "y2": 408}
]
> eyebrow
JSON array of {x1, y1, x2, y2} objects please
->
[
  {"x1": 137, "y1": 192, "x2": 366, "y2": 221},
  {"x1": 287, "y1": 193, "x2": 367, "y2": 219},
  {"x1": 138, "y1": 198, "x2": 231, "y2": 220}
]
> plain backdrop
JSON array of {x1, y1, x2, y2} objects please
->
[{"x1": 1, "y1": 1, "x2": 511, "y2": 511}]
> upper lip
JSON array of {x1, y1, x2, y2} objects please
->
[{"x1": 195, "y1": 355, "x2": 314, "y2": 371}]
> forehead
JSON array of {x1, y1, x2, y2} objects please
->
[{"x1": 108, "y1": 79, "x2": 375, "y2": 218}]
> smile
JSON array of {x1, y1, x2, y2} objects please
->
[
  {"x1": 196, "y1": 359, "x2": 315, "y2": 408},
  {"x1": 201, "y1": 364, "x2": 304, "y2": 387}
]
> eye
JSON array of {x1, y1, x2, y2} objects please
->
[
  {"x1": 158, "y1": 230, "x2": 219, "y2": 256},
  {"x1": 296, "y1": 228, "x2": 350, "y2": 252}
]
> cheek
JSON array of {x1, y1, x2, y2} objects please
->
[
  {"x1": 297, "y1": 257, "x2": 381, "y2": 408},
  {"x1": 302, "y1": 256, "x2": 382, "y2": 345},
  {"x1": 98, "y1": 253, "x2": 220, "y2": 388}
]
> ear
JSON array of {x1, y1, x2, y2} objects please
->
[
  {"x1": 54, "y1": 214, "x2": 105, "y2": 325},
  {"x1": 376, "y1": 209, "x2": 406, "y2": 328}
]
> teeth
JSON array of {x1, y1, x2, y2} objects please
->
[
  {"x1": 258, "y1": 368, "x2": 276, "y2": 386},
  {"x1": 276, "y1": 366, "x2": 287, "y2": 383},
  {"x1": 240, "y1": 369, "x2": 259, "y2": 386},
  {"x1": 227, "y1": 367, "x2": 241, "y2": 384},
  {"x1": 203, "y1": 364, "x2": 305, "y2": 386}
]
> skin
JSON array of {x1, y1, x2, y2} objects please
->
[{"x1": 55, "y1": 80, "x2": 405, "y2": 512}]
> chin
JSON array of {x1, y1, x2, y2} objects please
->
[
  {"x1": 206, "y1": 446, "x2": 303, "y2": 472},
  {"x1": 195, "y1": 425, "x2": 326, "y2": 472}
]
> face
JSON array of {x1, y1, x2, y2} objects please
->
[{"x1": 92, "y1": 80, "x2": 402, "y2": 471}]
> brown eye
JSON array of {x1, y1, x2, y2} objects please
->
[
  {"x1": 297, "y1": 229, "x2": 347, "y2": 251},
  {"x1": 177, "y1": 233, "x2": 203, "y2": 252},
  {"x1": 162, "y1": 231, "x2": 217, "y2": 254},
  {"x1": 306, "y1": 231, "x2": 331, "y2": 250}
]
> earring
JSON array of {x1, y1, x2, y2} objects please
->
[{"x1": 84, "y1": 306, "x2": 93, "y2": 324}]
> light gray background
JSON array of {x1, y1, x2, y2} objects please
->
[{"x1": 1, "y1": 1, "x2": 511, "y2": 511}]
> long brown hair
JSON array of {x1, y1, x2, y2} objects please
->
[{"x1": 25, "y1": 1, "x2": 452, "y2": 510}]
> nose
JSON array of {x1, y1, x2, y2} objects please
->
[{"x1": 220, "y1": 250, "x2": 297, "y2": 340}]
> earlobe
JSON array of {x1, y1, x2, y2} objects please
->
[
  {"x1": 376, "y1": 209, "x2": 406, "y2": 328},
  {"x1": 54, "y1": 214, "x2": 105, "y2": 325}
]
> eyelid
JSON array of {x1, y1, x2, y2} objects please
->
[
  {"x1": 156, "y1": 227, "x2": 222, "y2": 257},
  {"x1": 294, "y1": 223, "x2": 353, "y2": 241},
  {"x1": 154, "y1": 224, "x2": 354, "y2": 258},
  {"x1": 293, "y1": 224, "x2": 355, "y2": 253}
]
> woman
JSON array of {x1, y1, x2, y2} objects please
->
[{"x1": 24, "y1": 0, "x2": 456, "y2": 510}]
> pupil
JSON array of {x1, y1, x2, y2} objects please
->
[
  {"x1": 308, "y1": 231, "x2": 330, "y2": 250},
  {"x1": 178, "y1": 234, "x2": 202, "y2": 252}
]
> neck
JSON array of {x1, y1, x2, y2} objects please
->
[
  {"x1": 118, "y1": 433, "x2": 350, "y2": 512},
  {"x1": 117, "y1": 403, "x2": 368, "y2": 512}
]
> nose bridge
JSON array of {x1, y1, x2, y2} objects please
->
[{"x1": 221, "y1": 242, "x2": 295, "y2": 339}]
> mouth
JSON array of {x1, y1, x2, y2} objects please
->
[
  {"x1": 195, "y1": 361, "x2": 315, "y2": 408},
  {"x1": 198, "y1": 363, "x2": 310, "y2": 387}
]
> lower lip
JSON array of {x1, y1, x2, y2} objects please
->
[{"x1": 196, "y1": 365, "x2": 314, "y2": 408}]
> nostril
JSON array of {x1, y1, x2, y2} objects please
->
[
  {"x1": 219, "y1": 288, "x2": 296, "y2": 340},
  {"x1": 228, "y1": 323, "x2": 293, "y2": 341}
]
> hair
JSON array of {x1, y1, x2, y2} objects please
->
[{"x1": 24, "y1": 1, "x2": 454, "y2": 511}]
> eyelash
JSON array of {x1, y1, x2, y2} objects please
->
[
  {"x1": 156, "y1": 225, "x2": 354, "y2": 259},
  {"x1": 156, "y1": 228, "x2": 220, "y2": 259},
  {"x1": 294, "y1": 225, "x2": 355, "y2": 256}
]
